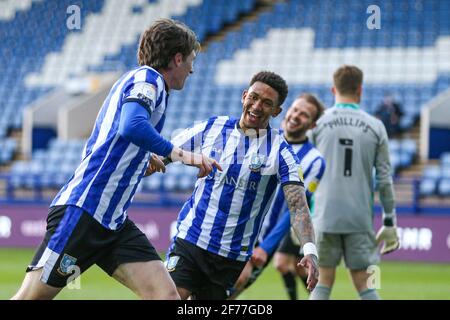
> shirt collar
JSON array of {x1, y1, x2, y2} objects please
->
[{"x1": 335, "y1": 103, "x2": 360, "y2": 109}]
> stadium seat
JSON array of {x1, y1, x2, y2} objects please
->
[
  {"x1": 440, "y1": 152, "x2": 450, "y2": 167},
  {"x1": 437, "y1": 178, "x2": 450, "y2": 196},
  {"x1": 423, "y1": 165, "x2": 442, "y2": 180},
  {"x1": 420, "y1": 178, "x2": 438, "y2": 197}
]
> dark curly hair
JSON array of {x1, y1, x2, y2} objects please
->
[
  {"x1": 249, "y1": 71, "x2": 288, "y2": 106},
  {"x1": 138, "y1": 19, "x2": 200, "y2": 70}
]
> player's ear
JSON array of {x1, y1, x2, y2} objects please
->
[
  {"x1": 331, "y1": 86, "x2": 336, "y2": 96},
  {"x1": 357, "y1": 85, "x2": 363, "y2": 97},
  {"x1": 174, "y1": 52, "x2": 183, "y2": 67},
  {"x1": 241, "y1": 90, "x2": 248, "y2": 103},
  {"x1": 272, "y1": 106, "x2": 282, "y2": 117}
]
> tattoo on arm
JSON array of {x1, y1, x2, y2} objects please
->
[{"x1": 282, "y1": 184, "x2": 315, "y2": 246}]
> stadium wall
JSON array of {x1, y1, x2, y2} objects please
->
[{"x1": 420, "y1": 88, "x2": 450, "y2": 160}]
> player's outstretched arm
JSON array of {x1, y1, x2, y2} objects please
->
[
  {"x1": 282, "y1": 183, "x2": 319, "y2": 291},
  {"x1": 169, "y1": 147, "x2": 222, "y2": 178}
]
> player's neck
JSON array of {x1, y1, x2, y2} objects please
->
[
  {"x1": 159, "y1": 69, "x2": 172, "y2": 92},
  {"x1": 238, "y1": 118, "x2": 269, "y2": 137},
  {"x1": 335, "y1": 94, "x2": 360, "y2": 104},
  {"x1": 284, "y1": 131, "x2": 307, "y2": 144}
]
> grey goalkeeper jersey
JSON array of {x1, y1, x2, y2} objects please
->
[{"x1": 308, "y1": 104, "x2": 393, "y2": 233}]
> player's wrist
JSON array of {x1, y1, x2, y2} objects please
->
[
  {"x1": 302, "y1": 242, "x2": 318, "y2": 259},
  {"x1": 382, "y1": 210, "x2": 397, "y2": 227}
]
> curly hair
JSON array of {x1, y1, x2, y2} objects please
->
[
  {"x1": 249, "y1": 71, "x2": 288, "y2": 106},
  {"x1": 137, "y1": 19, "x2": 200, "y2": 69}
]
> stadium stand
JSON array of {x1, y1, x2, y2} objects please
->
[
  {"x1": 420, "y1": 152, "x2": 450, "y2": 197},
  {"x1": 0, "y1": 0, "x2": 449, "y2": 209}
]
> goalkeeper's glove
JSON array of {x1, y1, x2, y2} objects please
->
[{"x1": 376, "y1": 211, "x2": 400, "y2": 255}]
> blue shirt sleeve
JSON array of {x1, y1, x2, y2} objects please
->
[
  {"x1": 118, "y1": 101, "x2": 173, "y2": 157},
  {"x1": 259, "y1": 209, "x2": 292, "y2": 255}
]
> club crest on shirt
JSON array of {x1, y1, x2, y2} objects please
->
[
  {"x1": 57, "y1": 253, "x2": 77, "y2": 276},
  {"x1": 166, "y1": 255, "x2": 180, "y2": 272},
  {"x1": 249, "y1": 153, "x2": 265, "y2": 172}
]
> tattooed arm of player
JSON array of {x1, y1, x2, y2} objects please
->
[
  {"x1": 282, "y1": 183, "x2": 315, "y2": 245},
  {"x1": 282, "y1": 183, "x2": 319, "y2": 291}
]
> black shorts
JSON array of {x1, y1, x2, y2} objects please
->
[
  {"x1": 27, "y1": 205, "x2": 161, "y2": 288},
  {"x1": 167, "y1": 238, "x2": 246, "y2": 300},
  {"x1": 277, "y1": 231, "x2": 302, "y2": 256}
]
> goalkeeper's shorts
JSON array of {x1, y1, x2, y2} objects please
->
[
  {"x1": 315, "y1": 231, "x2": 380, "y2": 270},
  {"x1": 26, "y1": 205, "x2": 160, "y2": 287}
]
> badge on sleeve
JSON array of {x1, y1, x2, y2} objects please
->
[{"x1": 129, "y1": 82, "x2": 157, "y2": 112}]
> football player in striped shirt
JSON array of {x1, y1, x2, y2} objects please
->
[
  {"x1": 230, "y1": 93, "x2": 326, "y2": 300},
  {"x1": 13, "y1": 19, "x2": 220, "y2": 300},
  {"x1": 162, "y1": 71, "x2": 319, "y2": 300}
]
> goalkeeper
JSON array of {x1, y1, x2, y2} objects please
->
[{"x1": 308, "y1": 65, "x2": 400, "y2": 300}]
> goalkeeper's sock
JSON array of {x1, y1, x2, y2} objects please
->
[
  {"x1": 359, "y1": 288, "x2": 380, "y2": 300},
  {"x1": 309, "y1": 284, "x2": 331, "y2": 300},
  {"x1": 281, "y1": 272, "x2": 297, "y2": 300}
]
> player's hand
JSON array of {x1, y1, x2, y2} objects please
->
[
  {"x1": 298, "y1": 254, "x2": 319, "y2": 292},
  {"x1": 250, "y1": 247, "x2": 268, "y2": 268},
  {"x1": 170, "y1": 147, "x2": 223, "y2": 178},
  {"x1": 183, "y1": 153, "x2": 222, "y2": 178},
  {"x1": 376, "y1": 226, "x2": 400, "y2": 254},
  {"x1": 144, "y1": 154, "x2": 166, "y2": 177},
  {"x1": 194, "y1": 154, "x2": 222, "y2": 178}
]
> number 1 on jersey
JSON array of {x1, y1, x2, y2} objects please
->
[{"x1": 339, "y1": 139, "x2": 353, "y2": 177}]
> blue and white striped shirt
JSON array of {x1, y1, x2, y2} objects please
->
[
  {"x1": 171, "y1": 117, "x2": 303, "y2": 262},
  {"x1": 258, "y1": 136, "x2": 326, "y2": 253},
  {"x1": 51, "y1": 66, "x2": 168, "y2": 230}
]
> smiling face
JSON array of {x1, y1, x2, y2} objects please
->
[
  {"x1": 239, "y1": 81, "x2": 282, "y2": 131},
  {"x1": 283, "y1": 97, "x2": 318, "y2": 138}
]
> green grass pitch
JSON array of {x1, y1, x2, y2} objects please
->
[{"x1": 1, "y1": 248, "x2": 449, "y2": 300}]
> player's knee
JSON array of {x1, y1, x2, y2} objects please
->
[
  {"x1": 274, "y1": 260, "x2": 290, "y2": 274},
  {"x1": 12, "y1": 271, "x2": 60, "y2": 300},
  {"x1": 11, "y1": 287, "x2": 57, "y2": 300},
  {"x1": 160, "y1": 288, "x2": 181, "y2": 300},
  {"x1": 140, "y1": 287, "x2": 180, "y2": 300}
]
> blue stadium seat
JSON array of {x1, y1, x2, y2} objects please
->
[
  {"x1": 437, "y1": 178, "x2": 450, "y2": 196},
  {"x1": 420, "y1": 178, "x2": 438, "y2": 197},
  {"x1": 440, "y1": 152, "x2": 450, "y2": 168},
  {"x1": 423, "y1": 165, "x2": 441, "y2": 179}
]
